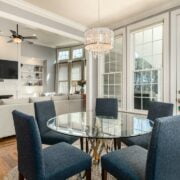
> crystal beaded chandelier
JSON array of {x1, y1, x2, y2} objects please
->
[{"x1": 84, "y1": 0, "x2": 114, "y2": 53}]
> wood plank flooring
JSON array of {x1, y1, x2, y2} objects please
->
[{"x1": 0, "y1": 137, "x2": 17, "y2": 179}]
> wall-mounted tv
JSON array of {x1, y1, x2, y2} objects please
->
[{"x1": 0, "y1": 59, "x2": 18, "y2": 79}]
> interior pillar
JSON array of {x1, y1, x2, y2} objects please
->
[{"x1": 86, "y1": 52, "x2": 98, "y2": 113}]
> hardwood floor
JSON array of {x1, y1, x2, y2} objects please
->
[{"x1": 0, "y1": 137, "x2": 17, "y2": 179}]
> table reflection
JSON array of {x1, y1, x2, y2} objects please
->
[{"x1": 47, "y1": 111, "x2": 152, "y2": 139}]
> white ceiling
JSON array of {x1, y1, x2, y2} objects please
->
[
  {"x1": 0, "y1": 17, "x2": 80, "y2": 48},
  {"x1": 25, "y1": 0, "x2": 179, "y2": 27}
]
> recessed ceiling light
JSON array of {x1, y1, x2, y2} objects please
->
[{"x1": 33, "y1": 34, "x2": 36, "y2": 36}]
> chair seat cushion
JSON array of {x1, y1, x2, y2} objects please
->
[
  {"x1": 43, "y1": 142, "x2": 91, "y2": 180},
  {"x1": 42, "y1": 130, "x2": 79, "y2": 145},
  {"x1": 101, "y1": 145, "x2": 147, "y2": 180},
  {"x1": 121, "y1": 133, "x2": 151, "y2": 149}
]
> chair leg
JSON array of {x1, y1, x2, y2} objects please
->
[
  {"x1": 86, "y1": 138, "x2": 89, "y2": 153},
  {"x1": 80, "y1": 137, "x2": 84, "y2": 151},
  {"x1": 19, "y1": 173, "x2": 24, "y2": 180},
  {"x1": 102, "y1": 168, "x2": 107, "y2": 180},
  {"x1": 86, "y1": 168, "x2": 91, "y2": 180},
  {"x1": 117, "y1": 138, "x2": 121, "y2": 149},
  {"x1": 114, "y1": 138, "x2": 117, "y2": 150}
]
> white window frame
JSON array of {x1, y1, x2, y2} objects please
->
[
  {"x1": 72, "y1": 46, "x2": 84, "y2": 60},
  {"x1": 58, "y1": 63, "x2": 69, "y2": 94},
  {"x1": 57, "y1": 48, "x2": 70, "y2": 61},
  {"x1": 98, "y1": 28, "x2": 127, "y2": 111},
  {"x1": 171, "y1": 9, "x2": 180, "y2": 114},
  {"x1": 70, "y1": 61, "x2": 82, "y2": 94},
  {"x1": 127, "y1": 13, "x2": 169, "y2": 114}
]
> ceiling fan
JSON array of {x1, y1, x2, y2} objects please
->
[{"x1": 0, "y1": 24, "x2": 38, "y2": 44}]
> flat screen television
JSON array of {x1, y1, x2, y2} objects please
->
[{"x1": 0, "y1": 59, "x2": 18, "y2": 79}]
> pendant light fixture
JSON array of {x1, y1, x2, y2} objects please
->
[{"x1": 84, "y1": 0, "x2": 114, "y2": 53}]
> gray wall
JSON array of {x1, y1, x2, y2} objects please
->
[
  {"x1": 0, "y1": 37, "x2": 20, "y2": 61},
  {"x1": 21, "y1": 43, "x2": 56, "y2": 92}
]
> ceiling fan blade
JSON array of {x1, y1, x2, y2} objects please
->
[
  {"x1": 7, "y1": 40, "x2": 13, "y2": 43},
  {"x1": 10, "y1": 30, "x2": 17, "y2": 35},
  {"x1": 23, "y1": 36, "x2": 37, "y2": 39}
]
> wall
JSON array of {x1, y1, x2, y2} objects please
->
[
  {"x1": 21, "y1": 43, "x2": 56, "y2": 92},
  {"x1": 0, "y1": 37, "x2": 20, "y2": 61},
  {"x1": 0, "y1": 37, "x2": 20, "y2": 98},
  {"x1": 0, "y1": 36, "x2": 56, "y2": 97}
]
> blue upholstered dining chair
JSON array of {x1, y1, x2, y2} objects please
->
[
  {"x1": 34, "y1": 100, "x2": 79, "y2": 145},
  {"x1": 101, "y1": 115, "x2": 180, "y2": 180},
  {"x1": 95, "y1": 98, "x2": 118, "y2": 150},
  {"x1": 121, "y1": 101, "x2": 173, "y2": 149},
  {"x1": 96, "y1": 98, "x2": 118, "y2": 118},
  {"x1": 12, "y1": 110, "x2": 92, "y2": 180}
]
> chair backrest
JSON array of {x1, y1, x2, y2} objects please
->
[
  {"x1": 147, "y1": 101, "x2": 173, "y2": 122},
  {"x1": 34, "y1": 100, "x2": 56, "y2": 134},
  {"x1": 146, "y1": 115, "x2": 180, "y2": 180},
  {"x1": 12, "y1": 110, "x2": 45, "y2": 179},
  {"x1": 96, "y1": 98, "x2": 118, "y2": 117}
]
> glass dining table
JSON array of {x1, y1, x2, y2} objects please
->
[{"x1": 47, "y1": 111, "x2": 153, "y2": 163}]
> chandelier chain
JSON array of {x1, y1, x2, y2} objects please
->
[{"x1": 98, "y1": 0, "x2": 100, "y2": 26}]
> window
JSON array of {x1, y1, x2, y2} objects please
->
[
  {"x1": 57, "y1": 46, "x2": 86, "y2": 94},
  {"x1": 102, "y1": 36, "x2": 124, "y2": 108},
  {"x1": 70, "y1": 62, "x2": 82, "y2": 93},
  {"x1": 72, "y1": 48, "x2": 83, "y2": 59},
  {"x1": 133, "y1": 23, "x2": 163, "y2": 110},
  {"x1": 71, "y1": 62, "x2": 81, "y2": 81},
  {"x1": 58, "y1": 64, "x2": 68, "y2": 94},
  {"x1": 58, "y1": 50, "x2": 70, "y2": 61}
]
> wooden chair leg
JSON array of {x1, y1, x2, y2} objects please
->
[
  {"x1": 102, "y1": 168, "x2": 107, "y2": 180},
  {"x1": 86, "y1": 168, "x2": 91, "y2": 180},
  {"x1": 80, "y1": 137, "x2": 84, "y2": 151},
  {"x1": 114, "y1": 138, "x2": 117, "y2": 150},
  {"x1": 117, "y1": 138, "x2": 121, "y2": 149},
  {"x1": 86, "y1": 138, "x2": 89, "y2": 153},
  {"x1": 19, "y1": 173, "x2": 24, "y2": 180}
]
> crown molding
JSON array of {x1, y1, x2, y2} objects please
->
[
  {"x1": 111, "y1": 0, "x2": 180, "y2": 30},
  {"x1": 0, "y1": 0, "x2": 87, "y2": 32},
  {"x1": 56, "y1": 41, "x2": 81, "y2": 48},
  {"x1": 29, "y1": 42, "x2": 56, "y2": 49},
  {"x1": 0, "y1": 10, "x2": 84, "y2": 42},
  {"x1": 32, "y1": 41, "x2": 81, "y2": 49}
]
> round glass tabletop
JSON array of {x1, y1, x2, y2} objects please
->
[{"x1": 47, "y1": 111, "x2": 153, "y2": 139}]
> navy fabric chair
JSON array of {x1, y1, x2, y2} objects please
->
[
  {"x1": 12, "y1": 110, "x2": 91, "y2": 180},
  {"x1": 101, "y1": 115, "x2": 180, "y2": 180},
  {"x1": 94, "y1": 98, "x2": 118, "y2": 150},
  {"x1": 96, "y1": 98, "x2": 118, "y2": 118},
  {"x1": 121, "y1": 101, "x2": 173, "y2": 149},
  {"x1": 34, "y1": 100, "x2": 79, "y2": 145}
]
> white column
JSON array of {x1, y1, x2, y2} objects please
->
[
  {"x1": 17, "y1": 43, "x2": 21, "y2": 98},
  {"x1": 86, "y1": 52, "x2": 98, "y2": 113}
]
